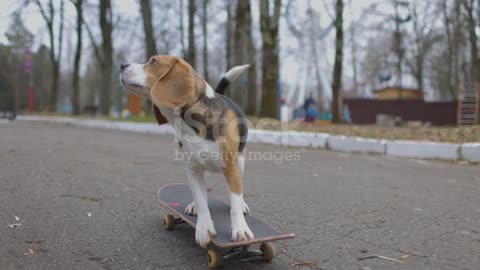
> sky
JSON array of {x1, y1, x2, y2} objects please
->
[{"x1": 0, "y1": 0, "x2": 397, "y2": 105}]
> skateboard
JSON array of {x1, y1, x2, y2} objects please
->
[{"x1": 157, "y1": 183, "x2": 295, "y2": 268}]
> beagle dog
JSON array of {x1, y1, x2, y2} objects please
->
[{"x1": 120, "y1": 55, "x2": 253, "y2": 247}]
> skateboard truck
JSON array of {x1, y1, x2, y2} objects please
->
[{"x1": 207, "y1": 242, "x2": 275, "y2": 268}]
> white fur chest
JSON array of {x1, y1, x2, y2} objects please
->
[{"x1": 159, "y1": 106, "x2": 225, "y2": 172}]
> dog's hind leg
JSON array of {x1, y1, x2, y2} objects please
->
[
  {"x1": 222, "y1": 148, "x2": 254, "y2": 241},
  {"x1": 185, "y1": 166, "x2": 216, "y2": 247},
  {"x1": 223, "y1": 155, "x2": 254, "y2": 242},
  {"x1": 236, "y1": 155, "x2": 250, "y2": 214}
]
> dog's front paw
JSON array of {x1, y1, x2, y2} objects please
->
[
  {"x1": 231, "y1": 217, "x2": 254, "y2": 242},
  {"x1": 185, "y1": 202, "x2": 197, "y2": 216},
  {"x1": 195, "y1": 217, "x2": 216, "y2": 248}
]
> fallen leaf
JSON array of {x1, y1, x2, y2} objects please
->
[
  {"x1": 293, "y1": 262, "x2": 318, "y2": 267},
  {"x1": 24, "y1": 248, "x2": 34, "y2": 256},
  {"x1": 14, "y1": 216, "x2": 19, "y2": 221}
]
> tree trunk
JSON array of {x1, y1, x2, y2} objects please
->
[
  {"x1": 179, "y1": 0, "x2": 185, "y2": 57},
  {"x1": 202, "y1": 0, "x2": 209, "y2": 83},
  {"x1": 140, "y1": 0, "x2": 157, "y2": 114},
  {"x1": 245, "y1": 0, "x2": 258, "y2": 116},
  {"x1": 99, "y1": 0, "x2": 113, "y2": 115},
  {"x1": 36, "y1": 0, "x2": 65, "y2": 112},
  {"x1": 442, "y1": 0, "x2": 455, "y2": 99},
  {"x1": 350, "y1": 24, "x2": 358, "y2": 97},
  {"x1": 232, "y1": 0, "x2": 258, "y2": 114},
  {"x1": 463, "y1": 0, "x2": 480, "y2": 82},
  {"x1": 453, "y1": 1, "x2": 462, "y2": 90},
  {"x1": 232, "y1": 0, "x2": 248, "y2": 109},
  {"x1": 331, "y1": 0, "x2": 344, "y2": 123},
  {"x1": 226, "y1": 0, "x2": 232, "y2": 70},
  {"x1": 259, "y1": 0, "x2": 281, "y2": 119},
  {"x1": 187, "y1": 0, "x2": 196, "y2": 68},
  {"x1": 48, "y1": 61, "x2": 60, "y2": 112},
  {"x1": 140, "y1": 0, "x2": 157, "y2": 58},
  {"x1": 72, "y1": 0, "x2": 83, "y2": 115}
]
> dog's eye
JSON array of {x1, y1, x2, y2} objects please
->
[{"x1": 148, "y1": 58, "x2": 157, "y2": 65}]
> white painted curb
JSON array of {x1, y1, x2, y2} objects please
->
[
  {"x1": 17, "y1": 115, "x2": 175, "y2": 135},
  {"x1": 16, "y1": 115, "x2": 480, "y2": 163},
  {"x1": 460, "y1": 143, "x2": 480, "y2": 163},
  {"x1": 386, "y1": 140, "x2": 459, "y2": 160},
  {"x1": 328, "y1": 135, "x2": 386, "y2": 154},
  {"x1": 251, "y1": 130, "x2": 282, "y2": 145}
]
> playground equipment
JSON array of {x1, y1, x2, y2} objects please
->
[{"x1": 457, "y1": 83, "x2": 479, "y2": 125}]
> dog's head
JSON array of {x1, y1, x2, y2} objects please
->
[{"x1": 120, "y1": 55, "x2": 206, "y2": 125}]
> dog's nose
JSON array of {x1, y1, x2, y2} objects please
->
[{"x1": 120, "y1": 63, "x2": 129, "y2": 71}]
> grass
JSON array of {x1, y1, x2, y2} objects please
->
[
  {"x1": 292, "y1": 123, "x2": 480, "y2": 143},
  {"x1": 26, "y1": 112, "x2": 480, "y2": 143}
]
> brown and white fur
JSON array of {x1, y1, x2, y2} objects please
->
[{"x1": 120, "y1": 55, "x2": 253, "y2": 247}]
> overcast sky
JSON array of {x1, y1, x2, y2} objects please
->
[{"x1": 0, "y1": 0, "x2": 400, "y2": 104}]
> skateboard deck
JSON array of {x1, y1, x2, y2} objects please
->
[{"x1": 157, "y1": 183, "x2": 295, "y2": 249}]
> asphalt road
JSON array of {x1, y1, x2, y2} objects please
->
[{"x1": 1, "y1": 121, "x2": 480, "y2": 270}]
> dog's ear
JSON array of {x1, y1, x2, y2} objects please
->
[
  {"x1": 152, "y1": 104, "x2": 167, "y2": 125},
  {"x1": 150, "y1": 56, "x2": 204, "y2": 109}
]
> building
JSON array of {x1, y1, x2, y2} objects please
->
[{"x1": 373, "y1": 86, "x2": 423, "y2": 100}]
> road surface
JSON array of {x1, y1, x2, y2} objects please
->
[{"x1": 1, "y1": 121, "x2": 479, "y2": 269}]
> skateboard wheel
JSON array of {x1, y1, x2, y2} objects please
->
[
  {"x1": 260, "y1": 242, "x2": 276, "y2": 262},
  {"x1": 163, "y1": 214, "x2": 175, "y2": 231},
  {"x1": 207, "y1": 249, "x2": 223, "y2": 268}
]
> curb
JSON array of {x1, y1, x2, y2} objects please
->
[
  {"x1": 16, "y1": 115, "x2": 479, "y2": 163},
  {"x1": 386, "y1": 140, "x2": 459, "y2": 161},
  {"x1": 328, "y1": 135, "x2": 386, "y2": 154},
  {"x1": 460, "y1": 143, "x2": 480, "y2": 163}
]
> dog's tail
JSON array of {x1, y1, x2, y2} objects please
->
[{"x1": 215, "y1": 65, "x2": 250, "y2": 95}]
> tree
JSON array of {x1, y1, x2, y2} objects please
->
[
  {"x1": 99, "y1": 0, "x2": 113, "y2": 115},
  {"x1": 232, "y1": 0, "x2": 257, "y2": 115},
  {"x1": 244, "y1": 1, "x2": 258, "y2": 116},
  {"x1": 140, "y1": 0, "x2": 157, "y2": 59},
  {"x1": 186, "y1": 0, "x2": 196, "y2": 68},
  {"x1": 71, "y1": 0, "x2": 83, "y2": 115},
  {"x1": 179, "y1": 0, "x2": 186, "y2": 57},
  {"x1": 140, "y1": 0, "x2": 157, "y2": 113},
  {"x1": 5, "y1": 12, "x2": 34, "y2": 111},
  {"x1": 405, "y1": 1, "x2": 441, "y2": 93},
  {"x1": 5, "y1": 12, "x2": 33, "y2": 49},
  {"x1": 32, "y1": 45, "x2": 51, "y2": 110},
  {"x1": 331, "y1": 0, "x2": 343, "y2": 123},
  {"x1": 441, "y1": 0, "x2": 456, "y2": 99},
  {"x1": 259, "y1": 0, "x2": 281, "y2": 119},
  {"x1": 201, "y1": 0, "x2": 210, "y2": 83},
  {"x1": 0, "y1": 44, "x2": 14, "y2": 112},
  {"x1": 463, "y1": 0, "x2": 480, "y2": 82},
  {"x1": 225, "y1": 0, "x2": 233, "y2": 70},
  {"x1": 35, "y1": 0, "x2": 65, "y2": 112},
  {"x1": 84, "y1": 0, "x2": 114, "y2": 115}
]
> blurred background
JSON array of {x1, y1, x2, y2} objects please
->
[{"x1": 0, "y1": 0, "x2": 479, "y2": 127}]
